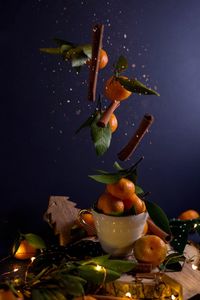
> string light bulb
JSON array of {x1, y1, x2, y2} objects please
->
[{"x1": 125, "y1": 292, "x2": 132, "y2": 298}]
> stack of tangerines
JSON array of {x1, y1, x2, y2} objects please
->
[{"x1": 96, "y1": 177, "x2": 146, "y2": 216}]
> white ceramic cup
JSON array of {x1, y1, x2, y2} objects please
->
[{"x1": 79, "y1": 209, "x2": 148, "y2": 257}]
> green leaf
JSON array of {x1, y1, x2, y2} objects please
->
[
  {"x1": 90, "y1": 113, "x2": 112, "y2": 156},
  {"x1": 39, "y1": 48, "x2": 61, "y2": 55},
  {"x1": 77, "y1": 265, "x2": 120, "y2": 284},
  {"x1": 58, "y1": 274, "x2": 85, "y2": 296},
  {"x1": 88, "y1": 173, "x2": 122, "y2": 184},
  {"x1": 81, "y1": 255, "x2": 110, "y2": 265},
  {"x1": 98, "y1": 259, "x2": 135, "y2": 273},
  {"x1": 23, "y1": 233, "x2": 46, "y2": 249},
  {"x1": 53, "y1": 38, "x2": 75, "y2": 47},
  {"x1": 114, "y1": 55, "x2": 128, "y2": 74},
  {"x1": 12, "y1": 234, "x2": 22, "y2": 255},
  {"x1": 81, "y1": 44, "x2": 92, "y2": 58},
  {"x1": 144, "y1": 200, "x2": 171, "y2": 234},
  {"x1": 49, "y1": 290, "x2": 67, "y2": 300},
  {"x1": 32, "y1": 289, "x2": 45, "y2": 300},
  {"x1": 135, "y1": 185, "x2": 144, "y2": 195},
  {"x1": 82, "y1": 255, "x2": 135, "y2": 273},
  {"x1": 71, "y1": 51, "x2": 88, "y2": 67},
  {"x1": 113, "y1": 161, "x2": 124, "y2": 171},
  {"x1": 75, "y1": 112, "x2": 97, "y2": 134},
  {"x1": 60, "y1": 44, "x2": 74, "y2": 55},
  {"x1": 117, "y1": 77, "x2": 160, "y2": 96},
  {"x1": 126, "y1": 168, "x2": 137, "y2": 184},
  {"x1": 163, "y1": 252, "x2": 185, "y2": 267}
]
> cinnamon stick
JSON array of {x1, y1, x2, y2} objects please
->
[
  {"x1": 118, "y1": 114, "x2": 154, "y2": 161},
  {"x1": 88, "y1": 24, "x2": 104, "y2": 102},
  {"x1": 147, "y1": 218, "x2": 172, "y2": 242},
  {"x1": 97, "y1": 100, "x2": 120, "y2": 128}
]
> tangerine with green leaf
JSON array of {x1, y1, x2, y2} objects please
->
[{"x1": 104, "y1": 76, "x2": 132, "y2": 102}]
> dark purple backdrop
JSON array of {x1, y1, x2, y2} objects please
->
[{"x1": 1, "y1": 0, "x2": 200, "y2": 239}]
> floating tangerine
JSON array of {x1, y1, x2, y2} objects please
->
[
  {"x1": 109, "y1": 113, "x2": 118, "y2": 133},
  {"x1": 87, "y1": 49, "x2": 108, "y2": 69},
  {"x1": 98, "y1": 49, "x2": 108, "y2": 69},
  {"x1": 106, "y1": 178, "x2": 135, "y2": 201},
  {"x1": 104, "y1": 76, "x2": 132, "y2": 102}
]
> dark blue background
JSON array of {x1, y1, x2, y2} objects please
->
[{"x1": 1, "y1": 0, "x2": 200, "y2": 237}]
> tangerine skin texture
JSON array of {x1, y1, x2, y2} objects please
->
[
  {"x1": 104, "y1": 76, "x2": 132, "y2": 101},
  {"x1": 106, "y1": 178, "x2": 135, "y2": 200},
  {"x1": 97, "y1": 192, "x2": 124, "y2": 215},
  {"x1": 178, "y1": 209, "x2": 199, "y2": 220},
  {"x1": 133, "y1": 235, "x2": 168, "y2": 267},
  {"x1": 109, "y1": 113, "x2": 118, "y2": 133},
  {"x1": 14, "y1": 240, "x2": 37, "y2": 260}
]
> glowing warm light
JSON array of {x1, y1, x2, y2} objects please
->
[
  {"x1": 193, "y1": 223, "x2": 198, "y2": 228},
  {"x1": 192, "y1": 264, "x2": 198, "y2": 270},
  {"x1": 125, "y1": 292, "x2": 132, "y2": 298},
  {"x1": 95, "y1": 265, "x2": 103, "y2": 271},
  {"x1": 171, "y1": 295, "x2": 176, "y2": 300},
  {"x1": 13, "y1": 268, "x2": 19, "y2": 272},
  {"x1": 31, "y1": 256, "x2": 36, "y2": 262}
]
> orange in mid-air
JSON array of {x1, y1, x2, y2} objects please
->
[
  {"x1": 106, "y1": 177, "x2": 135, "y2": 200},
  {"x1": 98, "y1": 49, "x2": 108, "y2": 69},
  {"x1": 133, "y1": 235, "x2": 168, "y2": 267},
  {"x1": 178, "y1": 209, "x2": 199, "y2": 220},
  {"x1": 109, "y1": 113, "x2": 118, "y2": 133},
  {"x1": 97, "y1": 192, "x2": 124, "y2": 215},
  {"x1": 87, "y1": 48, "x2": 108, "y2": 69},
  {"x1": 104, "y1": 76, "x2": 132, "y2": 102},
  {"x1": 14, "y1": 240, "x2": 37, "y2": 260}
]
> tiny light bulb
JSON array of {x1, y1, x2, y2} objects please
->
[
  {"x1": 31, "y1": 257, "x2": 36, "y2": 262},
  {"x1": 171, "y1": 295, "x2": 176, "y2": 300},
  {"x1": 13, "y1": 268, "x2": 19, "y2": 272},
  {"x1": 95, "y1": 265, "x2": 102, "y2": 271},
  {"x1": 192, "y1": 264, "x2": 198, "y2": 270},
  {"x1": 125, "y1": 292, "x2": 132, "y2": 298},
  {"x1": 194, "y1": 223, "x2": 198, "y2": 228}
]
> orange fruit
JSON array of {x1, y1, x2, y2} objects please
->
[
  {"x1": 0, "y1": 290, "x2": 24, "y2": 300},
  {"x1": 97, "y1": 193, "x2": 124, "y2": 215},
  {"x1": 104, "y1": 76, "x2": 132, "y2": 102},
  {"x1": 109, "y1": 113, "x2": 118, "y2": 133},
  {"x1": 98, "y1": 49, "x2": 108, "y2": 69},
  {"x1": 133, "y1": 235, "x2": 168, "y2": 267},
  {"x1": 123, "y1": 194, "x2": 146, "y2": 214},
  {"x1": 178, "y1": 209, "x2": 199, "y2": 220},
  {"x1": 87, "y1": 49, "x2": 108, "y2": 69},
  {"x1": 106, "y1": 178, "x2": 135, "y2": 200},
  {"x1": 14, "y1": 240, "x2": 37, "y2": 260},
  {"x1": 77, "y1": 212, "x2": 96, "y2": 236}
]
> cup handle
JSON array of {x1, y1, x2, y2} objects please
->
[{"x1": 78, "y1": 209, "x2": 96, "y2": 235}]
